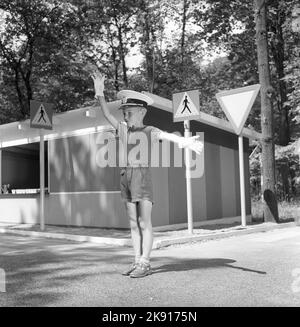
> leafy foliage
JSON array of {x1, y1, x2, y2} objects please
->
[{"x1": 0, "y1": 0, "x2": 299, "y2": 200}]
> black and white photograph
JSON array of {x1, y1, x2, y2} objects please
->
[{"x1": 0, "y1": 0, "x2": 299, "y2": 316}]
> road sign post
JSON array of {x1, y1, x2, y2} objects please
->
[
  {"x1": 238, "y1": 135, "x2": 247, "y2": 226},
  {"x1": 173, "y1": 89, "x2": 200, "y2": 234},
  {"x1": 40, "y1": 131, "x2": 45, "y2": 231},
  {"x1": 184, "y1": 120, "x2": 194, "y2": 234},
  {"x1": 30, "y1": 100, "x2": 53, "y2": 231},
  {"x1": 0, "y1": 150, "x2": 2, "y2": 194},
  {"x1": 216, "y1": 84, "x2": 261, "y2": 227}
]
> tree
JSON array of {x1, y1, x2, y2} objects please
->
[
  {"x1": 254, "y1": 0, "x2": 279, "y2": 222},
  {"x1": 0, "y1": 0, "x2": 95, "y2": 118},
  {"x1": 101, "y1": 0, "x2": 142, "y2": 90},
  {"x1": 284, "y1": 1, "x2": 300, "y2": 128},
  {"x1": 136, "y1": 0, "x2": 163, "y2": 93},
  {"x1": 192, "y1": 0, "x2": 299, "y2": 200}
]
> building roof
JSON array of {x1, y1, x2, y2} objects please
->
[
  {"x1": 0, "y1": 92, "x2": 261, "y2": 148},
  {"x1": 143, "y1": 92, "x2": 262, "y2": 140}
]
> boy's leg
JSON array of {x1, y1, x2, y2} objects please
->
[
  {"x1": 129, "y1": 199, "x2": 153, "y2": 278},
  {"x1": 137, "y1": 199, "x2": 153, "y2": 264},
  {"x1": 125, "y1": 201, "x2": 142, "y2": 263}
]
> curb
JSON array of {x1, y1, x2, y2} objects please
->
[
  {"x1": 152, "y1": 222, "x2": 298, "y2": 249},
  {"x1": 0, "y1": 228, "x2": 132, "y2": 247},
  {"x1": 0, "y1": 222, "x2": 297, "y2": 249}
]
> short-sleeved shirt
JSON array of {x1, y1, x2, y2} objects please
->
[{"x1": 117, "y1": 122, "x2": 162, "y2": 167}]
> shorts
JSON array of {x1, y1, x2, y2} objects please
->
[{"x1": 120, "y1": 167, "x2": 153, "y2": 203}]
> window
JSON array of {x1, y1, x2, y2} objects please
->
[{"x1": 1, "y1": 142, "x2": 48, "y2": 194}]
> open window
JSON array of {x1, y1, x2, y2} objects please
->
[{"x1": 1, "y1": 142, "x2": 48, "y2": 194}]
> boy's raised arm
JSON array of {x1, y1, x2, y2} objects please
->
[{"x1": 90, "y1": 66, "x2": 118, "y2": 130}]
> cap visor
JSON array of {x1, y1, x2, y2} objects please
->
[{"x1": 118, "y1": 103, "x2": 146, "y2": 109}]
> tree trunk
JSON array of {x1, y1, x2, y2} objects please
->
[
  {"x1": 23, "y1": 72, "x2": 33, "y2": 114},
  {"x1": 269, "y1": 1, "x2": 291, "y2": 201},
  {"x1": 144, "y1": 10, "x2": 153, "y2": 91},
  {"x1": 181, "y1": 0, "x2": 188, "y2": 65},
  {"x1": 269, "y1": 5, "x2": 290, "y2": 146},
  {"x1": 290, "y1": 166, "x2": 296, "y2": 196},
  {"x1": 279, "y1": 163, "x2": 290, "y2": 201},
  {"x1": 117, "y1": 26, "x2": 128, "y2": 88},
  {"x1": 141, "y1": 3, "x2": 155, "y2": 93},
  {"x1": 150, "y1": 45, "x2": 155, "y2": 93},
  {"x1": 254, "y1": 0, "x2": 279, "y2": 222},
  {"x1": 108, "y1": 30, "x2": 120, "y2": 92},
  {"x1": 14, "y1": 68, "x2": 27, "y2": 118},
  {"x1": 111, "y1": 46, "x2": 120, "y2": 92}
]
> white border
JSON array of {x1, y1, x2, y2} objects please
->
[{"x1": 215, "y1": 84, "x2": 261, "y2": 135}]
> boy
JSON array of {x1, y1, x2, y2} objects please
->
[{"x1": 90, "y1": 67, "x2": 203, "y2": 278}]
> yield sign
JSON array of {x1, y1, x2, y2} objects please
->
[
  {"x1": 30, "y1": 100, "x2": 53, "y2": 130},
  {"x1": 216, "y1": 84, "x2": 261, "y2": 135},
  {"x1": 173, "y1": 89, "x2": 200, "y2": 122}
]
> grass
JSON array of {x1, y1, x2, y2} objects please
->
[{"x1": 251, "y1": 198, "x2": 300, "y2": 223}]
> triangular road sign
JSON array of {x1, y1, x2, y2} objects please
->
[
  {"x1": 216, "y1": 84, "x2": 261, "y2": 135},
  {"x1": 30, "y1": 100, "x2": 53, "y2": 130},
  {"x1": 32, "y1": 104, "x2": 51, "y2": 126},
  {"x1": 173, "y1": 89, "x2": 200, "y2": 122}
]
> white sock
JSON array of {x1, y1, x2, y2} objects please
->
[{"x1": 140, "y1": 257, "x2": 150, "y2": 265}]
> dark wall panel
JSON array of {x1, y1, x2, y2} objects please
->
[
  {"x1": 204, "y1": 142, "x2": 222, "y2": 219},
  {"x1": 49, "y1": 134, "x2": 119, "y2": 193}
]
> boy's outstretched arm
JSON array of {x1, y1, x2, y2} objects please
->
[
  {"x1": 158, "y1": 131, "x2": 204, "y2": 155},
  {"x1": 90, "y1": 66, "x2": 118, "y2": 130}
]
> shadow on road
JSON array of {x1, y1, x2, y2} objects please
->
[
  {"x1": 152, "y1": 258, "x2": 267, "y2": 275},
  {"x1": 0, "y1": 236, "x2": 132, "y2": 306},
  {"x1": 0, "y1": 235, "x2": 267, "y2": 306}
]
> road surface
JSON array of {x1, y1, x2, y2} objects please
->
[{"x1": 0, "y1": 226, "x2": 300, "y2": 306}]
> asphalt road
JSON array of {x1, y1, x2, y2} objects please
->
[{"x1": 0, "y1": 226, "x2": 300, "y2": 307}]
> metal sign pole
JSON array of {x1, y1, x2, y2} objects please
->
[
  {"x1": 30, "y1": 100, "x2": 53, "y2": 231},
  {"x1": 238, "y1": 135, "x2": 247, "y2": 226},
  {"x1": 39, "y1": 130, "x2": 45, "y2": 231},
  {"x1": 173, "y1": 89, "x2": 200, "y2": 234},
  {"x1": 184, "y1": 120, "x2": 194, "y2": 234},
  {"x1": 0, "y1": 149, "x2": 2, "y2": 194}
]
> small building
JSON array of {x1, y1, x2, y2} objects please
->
[{"x1": 0, "y1": 92, "x2": 261, "y2": 228}]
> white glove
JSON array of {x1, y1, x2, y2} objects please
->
[
  {"x1": 179, "y1": 135, "x2": 204, "y2": 155},
  {"x1": 87, "y1": 64, "x2": 105, "y2": 97}
]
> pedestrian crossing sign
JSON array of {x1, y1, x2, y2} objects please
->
[
  {"x1": 30, "y1": 100, "x2": 53, "y2": 130},
  {"x1": 173, "y1": 89, "x2": 200, "y2": 122}
]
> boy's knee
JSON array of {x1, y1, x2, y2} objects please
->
[
  {"x1": 139, "y1": 219, "x2": 152, "y2": 231},
  {"x1": 129, "y1": 218, "x2": 139, "y2": 230}
]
